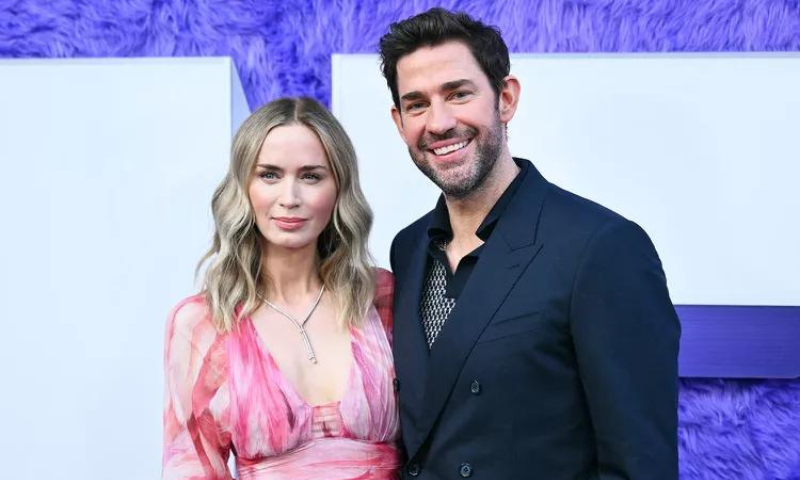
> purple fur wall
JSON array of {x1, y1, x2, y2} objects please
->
[{"x1": 2, "y1": 1, "x2": 799, "y2": 478}]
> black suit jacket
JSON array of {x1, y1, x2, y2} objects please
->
[{"x1": 390, "y1": 160, "x2": 680, "y2": 480}]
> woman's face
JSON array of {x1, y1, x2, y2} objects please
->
[{"x1": 249, "y1": 124, "x2": 338, "y2": 253}]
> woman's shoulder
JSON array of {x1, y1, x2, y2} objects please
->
[
  {"x1": 373, "y1": 267, "x2": 394, "y2": 305},
  {"x1": 165, "y1": 293, "x2": 219, "y2": 343},
  {"x1": 372, "y1": 268, "x2": 394, "y2": 332}
]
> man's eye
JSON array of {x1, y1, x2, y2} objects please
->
[
  {"x1": 406, "y1": 102, "x2": 425, "y2": 112},
  {"x1": 451, "y1": 91, "x2": 470, "y2": 100}
]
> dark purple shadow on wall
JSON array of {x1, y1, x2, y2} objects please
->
[{"x1": 676, "y1": 305, "x2": 800, "y2": 378}]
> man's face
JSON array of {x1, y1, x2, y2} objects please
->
[{"x1": 391, "y1": 41, "x2": 506, "y2": 198}]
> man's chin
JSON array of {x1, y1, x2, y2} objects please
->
[
  {"x1": 413, "y1": 156, "x2": 478, "y2": 192},
  {"x1": 432, "y1": 172, "x2": 479, "y2": 198}
]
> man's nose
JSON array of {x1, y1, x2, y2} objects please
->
[{"x1": 425, "y1": 99, "x2": 457, "y2": 135}]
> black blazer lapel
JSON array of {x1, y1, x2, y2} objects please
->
[{"x1": 407, "y1": 162, "x2": 550, "y2": 458}]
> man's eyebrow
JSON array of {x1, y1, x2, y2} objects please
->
[
  {"x1": 399, "y1": 79, "x2": 478, "y2": 103},
  {"x1": 400, "y1": 91, "x2": 425, "y2": 103},
  {"x1": 441, "y1": 79, "x2": 477, "y2": 91}
]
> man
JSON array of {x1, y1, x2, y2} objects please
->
[{"x1": 379, "y1": 8, "x2": 680, "y2": 480}]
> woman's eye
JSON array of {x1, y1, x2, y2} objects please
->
[
  {"x1": 302, "y1": 173, "x2": 322, "y2": 181},
  {"x1": 259, "y1": 171, "x2": 278, "y2": 180}
]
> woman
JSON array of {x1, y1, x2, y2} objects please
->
[{"x1": 162, "y1": 97, "x2": 399, "y2": 480}]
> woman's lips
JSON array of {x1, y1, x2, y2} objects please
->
[{"x1": 272, "y1": 217, "x2": 307, "y2": 230}]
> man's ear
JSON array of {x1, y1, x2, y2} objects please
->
[
  {"x1": 391, "y1": 105, "x2": 409, "y2": 145},
  {"x1": 498, "y1": 75, "x2": 521, "y2": 124}
]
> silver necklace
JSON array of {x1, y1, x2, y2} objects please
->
[{"x1": 257, "y1": 285, "x2": 325, "y2": 364}]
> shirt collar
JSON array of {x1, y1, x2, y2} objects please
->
[{"x1": 427, "y1": 158, "x2": 530, "y2": 243}]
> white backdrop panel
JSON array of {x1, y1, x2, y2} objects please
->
[
  {"x1": 332, "y1": 53, "x2": 800, "y2": 307},
  {"x1": 0, "y1": 57, "x2": 249, "y2": 480}
]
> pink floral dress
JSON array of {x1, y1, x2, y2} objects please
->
[{"x1": 162, "y1": 271, "x2": 400, "y2": 480}]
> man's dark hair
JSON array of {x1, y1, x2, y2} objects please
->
[{"x1": 379, "y1": 8, "x2": 511, "y2": 110}]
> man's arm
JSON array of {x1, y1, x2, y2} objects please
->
[{"x1": 570, "y1": 218, "x2": 681, "y2": 479}]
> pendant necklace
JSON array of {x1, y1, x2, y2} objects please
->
[{"x1": 257, "y1": 285, "x2": 325, "y2": 364}]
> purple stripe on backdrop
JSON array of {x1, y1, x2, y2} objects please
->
[{"x1": 677, "y1": 305, "x2": 800, "y2": 378}]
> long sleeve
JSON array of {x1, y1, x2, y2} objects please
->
[
  {"x1": 163, "y1": 296, "x2": 232, "y2": 480},
  {"x1": 570, "y1": 218, "x2": 681, "y2": 480},
  {"x1": 374, "y1": 267, "x2": 395, "y2": 344}
]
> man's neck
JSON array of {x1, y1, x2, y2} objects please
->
[{"x1": 444, "y1": 154, "x2": 519, "y2": 248}]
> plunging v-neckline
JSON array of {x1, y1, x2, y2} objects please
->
[{"x1": 247, "y1": 315, "x2": 357, "y2": 408}]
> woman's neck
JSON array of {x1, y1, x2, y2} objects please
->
[{"x1": 260, "y1": 242, "x2": 322, "y2": 304}]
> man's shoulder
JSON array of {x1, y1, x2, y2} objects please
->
[
  {"x1": 540, "y1": 181, "x2": 660, "y2": 264},
  {"x1": 543, "y1": 181, "x2": 629, "y2": 233},
  {"x1": 392, "y1": 209, "x2": 434, "y2": 249},
  {"x1": 389, "y1": 210, "x2": 434, "y2": 276}
]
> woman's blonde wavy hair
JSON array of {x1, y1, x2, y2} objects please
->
[{"x1": 198, "y1": 97, "x2": 375, "y2": 333}]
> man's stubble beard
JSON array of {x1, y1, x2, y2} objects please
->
[{"x1": 409, "y1": 115, "x2": 505, "y2": 200}]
